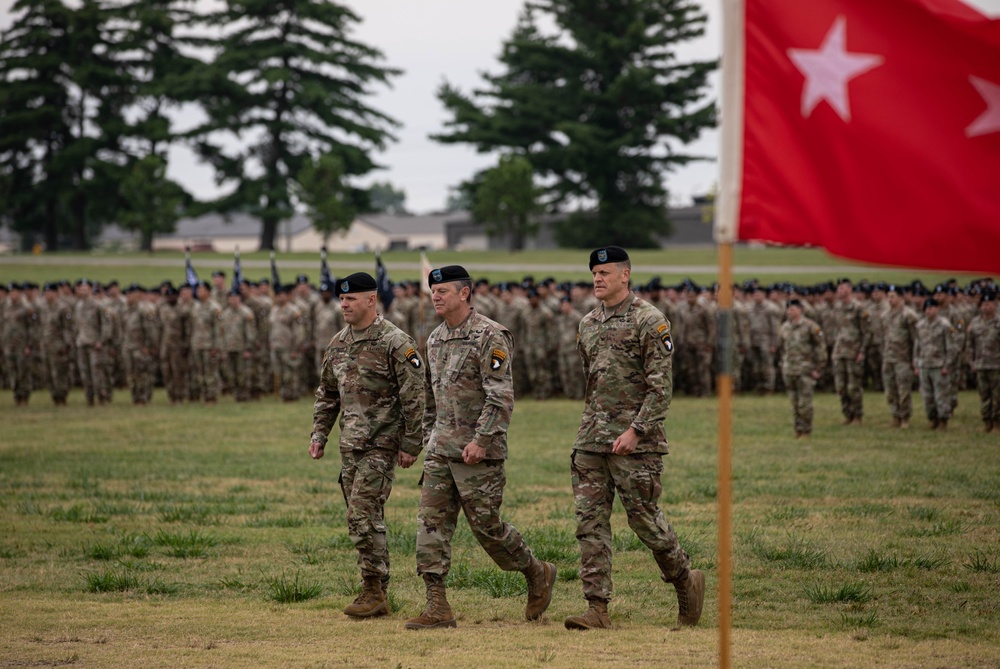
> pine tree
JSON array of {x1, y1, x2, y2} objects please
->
[
  {"x1": 188, "y1": 0, "x2": 400, "y2": 250},
  {"x1": 433, "y1": 0, "x2": 717, "y2": 248}
]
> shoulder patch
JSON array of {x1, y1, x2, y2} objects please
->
[
  {"x1": 656, "y1": 322, "x2": 673, "y2": 353},
  {"x1": 490, "y1": 348, "x2": 507, "y2": 371},
  {"x1": 404, "y1": 346, "x2": 422, "y2": 369}
]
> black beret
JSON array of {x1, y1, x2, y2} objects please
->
[
  {"x1": 75, "y1": 278, "x2": 92, "y2": 287},
  {"x1": 923, "y1": 298, "x2": 940, "y2": 310},
  {"x1": 43, "y1": 282, "x2": 58, "y2": 292},
  {"x1": 164, "y1": 286, "x2": 178, "y2": 296},
  {"x1": 319, "y1": 282, "x2": 332, "y2": 293},
  {"x1": 296, "y1": 274, "x2": 309, "y2": 284},
  {"x1": 787, "y1": 299, "x2": 803, "y2": 308},
  {"x1": 211, "y1": 271, "x2": 225, "y2": 278},
  {"x1": 589, "y1": 246, "x2": 629, "y2": 270},
  {"x1": 428, "y1": 265, "x2": 471, "y2": 289},
  {"x1": 475, "y1": 278, "x2": 490, "y2": 287},
  {"x1": 981, "y1": 292, "x2": 996, "y2": 303},
  {"x1": 8, "y1": 282, "x2": 22, "y2": 291},
  {"x1": 227, "y1": 288, "x2": 240, "y2": 297},
  {"x1": 336, "y1": 272, "x2": 377, "y2": 296},
  {"x1": 886, "y1": 284, "x2": 900, "y2": 294},
  {"x1": 274, "y1": 283, "x2": 290, "y2": 294}
]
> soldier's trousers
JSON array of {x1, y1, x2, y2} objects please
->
[
  {"x1": 191, "y1": 350, "x2": 220, "y2": 402},
  {"x1": 882, "y1": 361, "x2": 914, "y2": 420},
  {"x1": 123, "y1": 350, "x2": 153, "y2": 404},
  {"x1": 783, "y1": 371, "x2": 817, "y2": 434},
  {"x1": 272, "y1": 350, "x2": 302, "y2": 400},
  {"x1": 221, "y1": 352, "x2": 252, "y2": 402},
  {"x1": 748, "y1": 344, "x2": 776, "y2": 393},
  {"x1": 4, "y1": 349, "x2": 33, "y2": 401},
  {"x1": 832, "y1": 358, "x2": 864, "y2": 420},
  {"x1": 975, "y1": 369, "x2": 1000, "y2": 425},
  {"x1": 161, "y1": 347, "x2": 189, "y2": 403},
  {"x1": 558, "y1": 349, "x2": 585, "y2": 400},
  {"x1": 416, "y1": 455, "x2": 534, "y2": 578},
  {"x1": 571, "y1": 450, "x2": 689, "y2": 602},
  {"x1": 340, "y1": 448, "x2": 396, "y2": 585},
  {"x1": 680, "y1": 346, "x2": 713, "y2": 397},
  {"x1": 919, "y1": 367, "x2": 951, "y2": 421},
  {"x1": 77, "y1": 345, "x2": 110, "y2": 403},
  {"x1": 43, "y1": 347, "x2": 71, "y2": 402}
]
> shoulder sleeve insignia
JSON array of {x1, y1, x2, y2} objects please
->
[
  {"x1": 404, "y1": 346, "x2": 422, "y2": 369},
  {"x1": 490, "y1": 348, "x2": 507, "y2": 371},
  {"x1": 656, "y1": 322, "x2": 673, "y2": 352}
]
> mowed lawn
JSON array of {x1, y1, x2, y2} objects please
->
[{"x1": 1, "y1": 387, "x2": 997, "y2": 669}]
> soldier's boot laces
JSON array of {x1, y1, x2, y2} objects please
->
[
  {"x1": 405, "y1": 581, "x2": 457, "y2": 630},
  {"x1": 523, "y1": 559, "x2": 557, "y2": 621},
  {"x1": 673, "y1": 569, "x2": 706, "y2": 629},
  {"x1": 343, "y1": 575, "x2": 388, "y2": 618},
  {"x1": 564, "y1": 599, "x2": 611, "y2": 630}
]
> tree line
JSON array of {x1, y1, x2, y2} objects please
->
[{"x1": 0, "y1": 0, "x2": 716, "y2": 252}]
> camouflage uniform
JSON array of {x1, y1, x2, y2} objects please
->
[
  {"x1": 556, "y1": 303, "x2": 585, "y2": 400},
  {"x1": 269, "y1": 298, "x2": 306, "y2": 400},
  {"x1": 416, "y1": 309, "x2": 538, "y2": 579},
  {"x1": 573, "y1": 293, "x2": 690, "y2": 603},
  {"x1": 778, "y1": 315, "x2": 826, "y2": 435},
  {"x1": 190, "y1": 297, "x2": 222, "y2": 402},
  {"x1": 678, "y1": 296, "x2": 715, "y2": 397},
  {"x1": 312, "y1": 297, "x2": 345, "y2": 374},
  {"x1": 158, "y1": 297, "x2": 191, "y2": 404},
  {"x1": 915, "y1": 313, "x2": 957, "y2": 424},
  {"x1": 3, "y1": 292, "x2": 38, "y2": 404},
  {"x1": 122, "y1": 296, "x2": 159, "y2": 404},
  {"x1": 830, "y1": 299, "x2": 872, "y2": 422},
  {"x1": 74, "y1": 294, "x2": 114, "y2": 405},
  {"x1": 881, "y1": 303, "x2": 919, "y2": 423},
  {"x1": 245, "y1": 292, "x2": 273, "y2": 398},
  {"x1": 524, "y1": 300, "x2": 558, "y2": 399},
  {"x1": 312, "y1": 315, "x2": 424, "y2": 587},
  {"x1": 40, "y1": 294, "x2": 74, "y2": 404},
  {"x1": 219, "y1": 300, "x2": 257, "y2": 402},
  {"x1": 966, "y1": 309, "x2": 1000, "y2": 429},
  {"x1": 747, "y1": 298, "x2": 781, "y2": 393}
]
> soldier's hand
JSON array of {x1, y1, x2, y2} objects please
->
[
  {"x1": 398, "y1": 451, "x2": 418, "y2": 469},
  {"x1": 612, "y1": 428, "x2": 639, "y2": 456},
  {"x1": 941, "y1": 367, "x2": 949, "y2": 376},
  {"x1": 309, "y1": 441, "x2": 325, "y2": 460},
  {"x1": 462, "y1": 441, "x2": 486, "y2": 465}
]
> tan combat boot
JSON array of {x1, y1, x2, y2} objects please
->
[
  {"x1": 564, "y1": 599, "x2": 611, "y2": 630},
  {"x1": 343, "y1": 575, "x2": 388, "y2": 618},
  {"x1": 673, "y1": 569, "x2": 706, "y2": 629},
  {"x1": 523, "y1": 559, "x2": 557, "y2": 621},
  {"x1": 405, "y1": 577, "x2": 457, "y2": 630}
]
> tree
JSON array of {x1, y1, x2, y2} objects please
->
[
  {"x1": 473, "y1": 155, "x2": 541, "y2": 251},
  {"x1": 117, "y1": 155, "x2": 188, "y2": 252},
  {"x1": 293, "y1": 153, "x2": 365, "y2": 243},
  {"x1": 366, "y1": 181, "x2": 407, "y2": 215},
  {"x1": 433, "y1": 0, "x2": 717, "y2": 248},
  {"x1": 188, "y1": 0, "x2": 400, "y2": 251}
]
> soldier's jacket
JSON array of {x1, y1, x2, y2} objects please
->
[
  {"x1": 312, "y1": 299, "x2": 345, "y2": 350},
  {"x1": 74, "y1": 297, "x2": 113, "y2": 347},
  {"x1": 733, "y1": 300, "x2": 751, "y2": 352},
  {"x1": 423, "y1": 308, "x2": 513, "y2": 461},
  {"x1": 830, "y1": 299, "x2": 872, "y2": 359},
  {"x1": 681, "y1": 298, "x2": 716, "y2": 347},
  {"x1": 246, "y1": 294, "x2": 272, "y2": 347},
  {"x1": 2, "y1": 296, "x2": 38, "y2": 353},
  {"x1": 748, "y1": 300, "x2": 781, "y2": 348},
  {"x1": 524, "y1": 303, "x2": 557, "y2": 356},
  {"x1": 574, "y1": 293, "x2": 672, "y2": 455},
  {"x1": 312, "y1": 315, "x2": 424, "y2": 456},
  {"x1": 867, "y1": 299, "x2": 887, "y2": 348},
  {"x1": 41, "y1": 299, "x2": 74, "y2": 353},
  {"x1": 914, "y1": 315, "x2": 957, "y2": 369},
  {"x1": 219, "y1": 303, "x2": 256, "y2": 352},
  {"x1": 967, "y1": 313, "x2": 1000, "y2": 371},
  {"x1": 557, "y1": 307, "x2": 584, "y2": 349},
  {"x1": 779, "y1": 316, "x2": 826, "y2": 377},
  {"x1": 190, "y1": 299, "x2": 222, "y2": 351},
  {"x1": 881, "y1": 305, "x2": 919, "y2": 364},
  {"x1": 269, "y1": 302, "x2": 305, "y2": 351},
  {"x1": 122, "y1": 302, "x2": 159, "y2": 351},
  {"x1": 158, "y1": 301, "x2": 189, "y2": 355}
]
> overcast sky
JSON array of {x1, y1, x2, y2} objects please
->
[{"x1": 1, "y1": 0, "x2": 997, "y2": 214}]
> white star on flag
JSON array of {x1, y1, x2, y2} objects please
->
[
  {"x1": 966, "y1": 76, "x2": 1000, "y2": 137},
  {"x1": 787, "y1": 16, "x2": 884, "y2": 122}
]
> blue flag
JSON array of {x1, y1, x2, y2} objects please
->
[
  {"x1": 320, "y1": 246, "x2": 333, "y2": 288},
  {"x1": 232, "y1": 248, "x2": 243, "y2": 293},
  {"x1": 376, "y1": 253, "x2": 394, "y2": 311},
  {"x1": 185, "y1": 247, "x2": 199, "y2": 288}
]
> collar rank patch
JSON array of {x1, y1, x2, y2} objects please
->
[
  {"x1": 657, "y1": 323, "x2": 673, "y2": 352},
  {"x1": 490, "y1": 349, "x2": 507, "y2": 371},
  {"x1": 405, "y1": 347, "x2": 421, "y2": 369}
]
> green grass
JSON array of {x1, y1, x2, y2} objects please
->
[{"x1": 1, "y1": 388, "x2": 998, "y2": 668}]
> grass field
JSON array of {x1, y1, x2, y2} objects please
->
[{"x1": 1, "y1": 387, "x2": 997, "y2": 669}]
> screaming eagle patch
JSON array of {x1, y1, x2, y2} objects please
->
[
  {"x1": 490, "y1": 349, "x2": 507, "y2": 371},
  {"x1": 404, "y1": 347, "x2": 422, "y2": 369},
  {"x1": 657, "y1": 323, "x2": 673, "y2": 353}
]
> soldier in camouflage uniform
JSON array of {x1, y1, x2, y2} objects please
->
[
  {"x1": 219, "y1": 290, "x2": 257, "y2": 402},
  {"x1": 881, "y1": 286, "x2": 919, "y2": 428},
  {"x1": 556, "y1": 297, "x2": 585, "y2": 400},
  {"x1": 40, "y1": 283, "x2": 74, "y2": 405},
  {"x1": 158, "y1": 286, "x2": 190, "y2": 404},
  {"x1": 524, "y1": 289, "x2": 558, "y2": 399},
  {"x1": 914, "y1": 298, "x2": 958, "y2": 430},
  {"x1": 312, "y1": 282, "x2": 345, "y2": 375},
  {"x1": 565, "y1": 247, "x2": 704, "y2": 632},
  {"x1": 407, "y1": 265, "x2": 555, "y2": 630},
  {"x1": 74, "y1": 279, "x2": 114, "y2": 406},
  {"x1": 830, "y1": 279, "x2": 872, "y2": 425},
  {"x1": 966, "y1": 292, "x2": 1000, "y2": 432},
  {"x1": 122, "y1": 285, "x2": 159, "y2": 405},
  {"x1": 190, "y1": 281, "x2": 222, "y2": 404},
  {"x1": 778, "y1": 299, "x2": 826, "y2": 437},
  {"x1": 310, "y1": 273, "x2": 424, "y2": 619},
  {"x1": 678, "y1": 287, "x2": 716, "y2": 397},
  {"x1": 747, "y1": 287, "x2": 781, "y2": 394},
  {"x1": 269, "y1": 285, "x2": 306, "y2": 401},
  {"x1": 3, "y1": 283, "x2": 38, "y2": 406}
]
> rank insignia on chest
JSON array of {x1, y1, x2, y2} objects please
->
[
  {"x1": 490, "y1": 349, "x2": 507, "y2": 371},
  {"x1": 405, "y1": 347, "x2": 421, "y2": 369},
  {"x1": 657, "y1": 323, "x2": 673, "y2": 352}
]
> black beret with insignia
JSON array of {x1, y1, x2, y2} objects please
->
[
  {"x1": 336, "y1": 272, "x2": 377, "y2": 296},
  {"x1": 427, "y1": 265, "x2": 471, "y2": 289},
  {"x1": 589, "y1": 245, "x2": 629, "y2": 270},
  {"x1": 923, "y1": 298, "x2": 940, "y2": 310}
]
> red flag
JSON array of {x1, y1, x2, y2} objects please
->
[{"x1": 717, "y1": 0, "x2": 1000, "y2": 274}]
